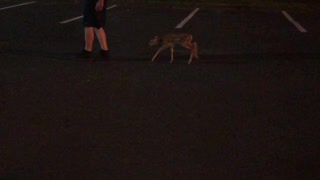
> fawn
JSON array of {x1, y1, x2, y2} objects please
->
[{"x1": 149, "y1": 33, "x2": 199, "y2": 64}]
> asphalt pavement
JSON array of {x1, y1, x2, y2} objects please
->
[{"x1": 1, "y1": 0, "x2": 320, "y2": 179}]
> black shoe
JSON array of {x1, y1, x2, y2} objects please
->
[
  {"x1": 76, "y1": 49, "x2": 92, "y2": 59},
  {"x1": 99, "y1": 49, "x2": 110, "y2": 60}
]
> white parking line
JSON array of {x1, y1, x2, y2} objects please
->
[
  {"x1": 176, "y1": 8, "x2": 200, "y2": 29},
  {"x1": 0, "y1": 1, "x2": 36, "y2": 11},
  {"x1": 282, "y1": 11, "x2": 307, "y2": 33},
  {"x1": 60, "y1": 15, "x2": 83, "y2": 24},
  {"x1": 60, "y1": 4, "x2": 118, "y2": 24},
  {"x1": 107, "y1": 4, "x2": 118, "y2": 10}
]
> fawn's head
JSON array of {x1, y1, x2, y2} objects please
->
[{"x1": 149, "y1": 36, "x2": 160, "y2": 46}]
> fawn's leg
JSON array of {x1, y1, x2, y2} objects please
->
[
  {"x1": 192, "y1": 42, "x2": 199, "y2": 59},
  {"x1": 152, "y1": 46, "x2": 167, "y2": 62},
  {"x1": 187, "y1": 43, "x2": 193, "y2": 64},
  {"x1": 188, "y1": 53, "x2": 193, "y2": 64},
  {"x1": 181, "y1": 42, "x2": 194, "y2": 64},
  {"x1": 170, "y1": 46, "x2": 174, "y2": 63}
]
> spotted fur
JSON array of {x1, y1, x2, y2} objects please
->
[{"x1": 149, "y1": 33, "x2": 199, "y2": 64}]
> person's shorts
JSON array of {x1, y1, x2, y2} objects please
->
[{"x1": 83, "y1": 10, "x2": 106, "y2": 29}]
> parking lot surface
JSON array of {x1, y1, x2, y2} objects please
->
[{"x1": 1, "y1": 0, "x2": 320, "y2": 179}]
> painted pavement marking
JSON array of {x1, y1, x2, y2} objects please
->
[
  {"x1": 0, "y1": 1, "x2": 36, "y2": 11},
  {"x1": 282, "y1": 11, "x2": 307, "y2": 33},
  {"x1": 60, "y1": 4, "x2": 118, "y2": 24}
]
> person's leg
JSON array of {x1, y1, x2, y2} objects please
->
[
  {"x1": 77, "y1": 2, "x2": 97, "y2": 59},
  {"x1": 94, "y1": 27, "x2": 109, "y2": 59},
  {"x1": 84, "y1": 27, "x2": 95, "y2": 52},
  {"x1": 94, "y1": 27, "x2": 108, "y2": 51},
  {"x1": 76, "y1": 26, "x2": 94, "y2": 58}
]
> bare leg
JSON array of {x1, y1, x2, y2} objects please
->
[
  {"x1": 84, "y1": 27, "x2": 94, "y2": 52},
  {"x1": 94, "y1": 28, "x2": 108, "y2": 51}
]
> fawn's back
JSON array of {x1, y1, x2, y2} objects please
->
[
  {"x1": 162, "y1": 33, "x2": 192, "y2": 45},
  {"x1": 149, "y1": 33, "x2": 193, "y2": 47}
]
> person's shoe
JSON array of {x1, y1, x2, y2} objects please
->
[
  {"x1": 76, "y1": 49, "x2": 92, "y2": 59},
  {"x1": 99, "y1": 49, "x2": 110, "y2": 60}
]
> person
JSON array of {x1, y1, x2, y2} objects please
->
[{"x1": 77, "y1": 0, "x2": 109, "y2": 60}]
